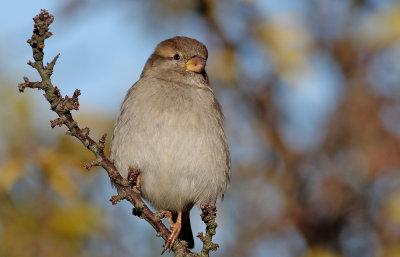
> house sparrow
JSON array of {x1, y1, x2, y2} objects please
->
[{"x1": 110, "y1": 36, "x2": 230, "y2": 251}]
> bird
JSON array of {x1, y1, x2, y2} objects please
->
[{"x1": 110, "y1": 36, "x2": 230, "y2": 251}]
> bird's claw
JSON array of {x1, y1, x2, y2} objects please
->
[
  {"x1": 161, "y1": 210, "x2": 182, "y2": 254},
  {"x1": 127, "y1": 167, "x2": 141, "y2": 190}
]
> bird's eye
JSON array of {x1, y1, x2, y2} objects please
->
[{"x1": 173, "y1": 54, "x2": 181, "y2": 60}]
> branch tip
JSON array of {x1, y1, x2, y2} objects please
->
[
  {"x1": 110, "y1": 194, "x2": 125, "y2": 205},
  {"x1": 27, "y1": 60, "x2": 35, "y2": 68},
  {"x1": 197, "y1": 232, "x2": 204, "y2": 239},
  {"x1": 83, "y1": 158, "x2": 102, "y2": 170},
  {"x1": 34, "y1": 9, "x2": 54, "y2": 29},
  {"x1": 18, "y1": 83, "x2": 26, "y2": 93},
  {"x1": 198, "y1": 204, "x2": 219, "y2": 254},
  {"x1": 18, "y1": 77, "x2": 43, "y2": 92},
  {"x1": 50, "y1": 116, "x2": 66, "y2": 128},
  {"x1": 200, "y1": 204, "x2": 217, "y2": 223},
  {"x1": 73, "y1": 89, "x2": 81, "y2": 97}
]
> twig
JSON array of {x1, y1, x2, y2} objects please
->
[{"x1": 198, "y1": 204, "x2": 219, "y2": 257}]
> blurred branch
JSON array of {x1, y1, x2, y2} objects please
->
[
  {"x1": 196, "y1": 0, "x2": 301, "y2": 168},
  {"x1": 18, "y1": 9, "x2": 219, "y2": 257}
]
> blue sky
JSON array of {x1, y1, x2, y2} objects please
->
[{"x1": 1, "y1": 1, "x2": 152, "y2": 115}]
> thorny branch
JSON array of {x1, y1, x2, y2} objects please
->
[{"x1": 19, "y1": 9, "x2": 219, "y2": 257}]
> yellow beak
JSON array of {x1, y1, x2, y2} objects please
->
[{"x1": 184, "y1": 56, "x2": 206, "y2": 73}]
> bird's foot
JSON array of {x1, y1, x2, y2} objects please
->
[
  {"x1": 127, "y1": 167, "x2": 141, "y2": 191},
  {"x1": 162, "y1": 211, "x2": 174, "y2": 228},
  {"x1": 161, "y1": 210, "x2": 182, "y2": 254},
  {"x1": 136, "y1": 174, "x2": 141, "y2": 191}
]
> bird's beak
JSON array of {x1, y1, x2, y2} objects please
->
[{"x1": 184, "y1": 56, "x2": 206, "y2": 73}]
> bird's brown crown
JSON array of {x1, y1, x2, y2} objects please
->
[{"x1": 155, "y1": 36, "x2": 208, "y2": 61}]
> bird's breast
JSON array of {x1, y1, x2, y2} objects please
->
[{"x1": 111, "y1": 79, "x2": 229, "y2": 211}]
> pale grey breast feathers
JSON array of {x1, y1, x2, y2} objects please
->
[{"x1": 110, "y1": 73, "x2": 230, "y2": 211}]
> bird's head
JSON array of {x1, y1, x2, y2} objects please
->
[{"x1": 141, "y1": 36, "x2": 209, "y2": 85}]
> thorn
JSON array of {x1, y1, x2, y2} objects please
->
[
  {"x1": 45, "y1": 53, "x2": 60, "y2": 76},
  {"x1": 197, "y1": 232, "x2": 204, "y2": 239},
  {"x1": 27, "y1": 60, "x2": 35, "y2": 68}
]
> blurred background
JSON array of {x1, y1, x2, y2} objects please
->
[{"x1": 1, "y1": 0, "x2": 400, "y2": 256}]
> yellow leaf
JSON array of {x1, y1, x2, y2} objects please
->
[
  {"x1": 380, "y1": 245, "x2": 400, "y2": 257},
  {"x1": 208, "y1": 47, "x2": 238, "y2": 84},
  {"x1": 0, "y1": 158, "x2": 26, "y2": 191},
  {"x1": 36, "y1": 148, "x2": 80, "y2": 200},
  {"x1": 49, "y1": 205, "x2": 105, "y2": 238},
  {"x1": 355, "y1": 3, "x2": 400, "y2": 49},
  {"x1": 255, "y1": 15, "x2": 311, "y2": 84},
  {"x1": 0, "y1": 211, "x2": 37, "y2": 257},
  {"x1": 385, "y1": 191, "x2": 400, "y2": 224}
]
